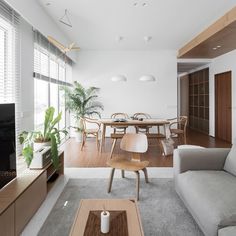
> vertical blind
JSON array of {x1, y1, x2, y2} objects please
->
[{"x1": 0, "y1": 0, "x2": 20, "y2": 155}]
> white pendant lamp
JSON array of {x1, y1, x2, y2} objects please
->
[
  {"x1": 139, "y1": 75, "x2": 156, "y2": 82},
  {"x1": 111, "y1": 75, "x2": 127, "y2": 82}
]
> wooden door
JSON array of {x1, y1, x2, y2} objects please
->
[{"x1": 215, "y1": 71, "x2": 232, "y2": 143}]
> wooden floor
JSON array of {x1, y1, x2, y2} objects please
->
[{"x1": 62, "y1": 129, "x2": 231, "y2": 168}]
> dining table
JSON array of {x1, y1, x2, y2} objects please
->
[{"x1": 98, "y1": 119, "x2": 170, "y2": 152}]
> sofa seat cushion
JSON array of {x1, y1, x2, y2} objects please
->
[
  {"x1": 219, "y1": 226, "x2": 236, "y2": 236},
  {"x1": 177, "y1": 171, "x2": 236, "y2": 236},
  {"x1": 224, "y1": 144, "x2": 236, "y2": 176}
]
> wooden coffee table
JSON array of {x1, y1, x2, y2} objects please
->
[{"x1": 69, "y1": 199, "x2": 144, "y2": 236}]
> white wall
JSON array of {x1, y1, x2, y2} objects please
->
[
  {"x1": 209, "y1": 49, "x2": 236, "y2": 140},
  {"x1": 73, "y1": 50, "x2": 177, "y2": 133}
]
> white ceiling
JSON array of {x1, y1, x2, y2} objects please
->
[{"x1": 37, "y1": 0, "x2": 236, "y2": 50}]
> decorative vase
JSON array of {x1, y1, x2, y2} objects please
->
[
  {"x1": 33, "y1": 141, "x2": 51, "y2": 151},
  {"x1": 101, "y1": 211, "x2": 110, "y2": 233}
]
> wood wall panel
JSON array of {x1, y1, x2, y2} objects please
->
[{"x1": 178, "y1": 6, "x2": 236, "y2": 58}]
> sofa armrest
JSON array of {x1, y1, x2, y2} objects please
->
[{"x1": 174, "y1": 148, "x2": 230, "y2": 175}]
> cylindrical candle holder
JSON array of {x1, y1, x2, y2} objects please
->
[{"x1": 101, "y1": 211, "x2": 110, "y2": 234}]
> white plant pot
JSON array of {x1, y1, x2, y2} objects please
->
[
  {"x1": 75, "y1": 131, "x2": 82, "y2": 143},
  {"x1": 34, "y1": 141, "x2": 51, "y2": 151}
]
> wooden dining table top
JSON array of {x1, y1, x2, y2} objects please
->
[{"x1": 98, "y1": 119, "x2": 170, "y2": 125}]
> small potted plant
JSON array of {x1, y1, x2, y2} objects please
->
[
  {"x1": 19, "y1": 107, "x2": 68, "y2": 169},
  {"x1": 64, "y1": 81, "x2": 104, "y2": 142}
]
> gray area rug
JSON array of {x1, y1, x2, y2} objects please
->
[{"x1": 39, "y1": 178, "x2": 203, "y2": 236}]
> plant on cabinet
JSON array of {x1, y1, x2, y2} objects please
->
[{"x1": 19, "y1": 107, "x2": 68, "y2": 169}]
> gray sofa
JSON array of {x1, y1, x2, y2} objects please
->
[{"x1": 174, "y1": 147, "x2": 236, "y2": 236}]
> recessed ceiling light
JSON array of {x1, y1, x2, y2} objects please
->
[
  {"x1": 217, "y1": 45, "x2": 221, "y2": 48},
  {"x1": 144, "y1": 36, "x2": 152, "y2": 42},
  {"x1": 116, "y1": 36, "x2": 124, "y2": 42},
  {"x1": 213, "y1": 47, "x2": 217, "y2": 50}
]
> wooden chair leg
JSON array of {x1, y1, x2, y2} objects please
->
[
  {"x1": 142, "y1": 168, "x2": 149, "y2": 183},
  {"x1": 110, "y1": 139, "x2": 117, "y2": 159},
  {"x1": 108, "y1": 168, "x2": 115, "y2": 193},
  {"x1": 80, "y1": 132, "x2": 86, "y2": 151},
  {"x1": 134, "y1": 171, "x2": 140, "y2": 201},
  {"x1": 184, "y1": 133, "x2": 187, "y2": 144},
  {"x1": 96, "y1": 133, "x2": 100, "y2": 150},
  {"x1": 121, "y1": 170, "x2": 125, "y2": 178},
  {"x1": 158, "y1": 139, "x2": 165, "y2": 156}
]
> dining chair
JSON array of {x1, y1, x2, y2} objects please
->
[
  {"x1": 81, "y1": 117, "x2": 101, "y2": 151},
  {"x1": 111, "y1": 113, "x2": 129, "y2": 134},
  {"x1": 133, "y1": 112, "x2": 152, "y2": 133},
  {"x1": 107, "y1": 133, "x2": 149, "y2": 200},
  {"x1": 168, "y1": 116, "x2": 188, "y2": 144}
]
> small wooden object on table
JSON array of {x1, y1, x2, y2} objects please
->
[{"x1": 69, "y1": 199, "x2": 144, "y2": 236}]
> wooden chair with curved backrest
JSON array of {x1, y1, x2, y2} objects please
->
[
  {"x1": 168, "y1": 116, "x2": 188, "y2": 144},
  {"x1": 133, "y1": 112, "x2": 152, "y2": 134},
  {"x1": 111, "y1": 113, "x2": 129, "y2": 134},
  {"x1": 107, "y1": 133, "x2": 149, "y2": 200},
  {"x1": 81, "y1": 117, "x2": 101, "y2": 151}
]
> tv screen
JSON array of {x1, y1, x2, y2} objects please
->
[{"x1": 0, "y1": 103, "x2": 16, "y2": 189}]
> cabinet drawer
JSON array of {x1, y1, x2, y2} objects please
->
[
  {"x1": 15, "y1": 172, "x2": 47, "y2": 235},
  {"x1": 0, "y1": 204, "x2": 14, "y2": 236}
]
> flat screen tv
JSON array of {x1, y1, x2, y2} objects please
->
[{"x1": 0, "y1": 103, "x2": 16, "y2": 189}]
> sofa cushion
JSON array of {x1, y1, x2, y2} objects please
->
[
  {"x1": 177, "y1": 171, "x2": 236, "y2": 236},
  {"x1": 219, "y1": 226, "x2": 236, "y2": 236},
  {"x1": 224, "y1": 144, "x2": 236, "y2": 176}
]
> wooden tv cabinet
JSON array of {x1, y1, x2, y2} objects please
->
[{"x1": 0, "y1": 151, "x2": 64, "y2": 236}]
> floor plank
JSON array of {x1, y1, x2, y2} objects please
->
[{"x1": 62, "y1": 129, "x2": 231, "y2": 168}]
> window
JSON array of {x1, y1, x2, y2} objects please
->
[
  {"x1": 0, "y1": 1, "x2": 20, "y2": 154},
  {"x1": 0, "y1": 6, "x2": 18, "y2": 103},
  {"x1": 33, "y1": 31, "x2": 73, "y2": 133}
]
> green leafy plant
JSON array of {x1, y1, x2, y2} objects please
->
[
  {"x1": 64, "y1": 81, "x2": 104, "y2": 131},
  {"x1": 19, "y1": 107, "x2": 68, "y2": 169}
]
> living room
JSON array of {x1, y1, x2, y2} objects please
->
[{"x1": 0, "y1": 0, "x2": 236, "y2": 235}]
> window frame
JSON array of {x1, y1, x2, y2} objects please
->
[{"x1": 33, "y1": 45, "x2": 72, "y2": 136}]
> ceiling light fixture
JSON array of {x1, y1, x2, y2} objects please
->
[
  {"x1": 212, "y1": 47, "x2": 217, "y2": 50},
  {"x1": 59, "y1": 9, "x2": 72, "y2": 28},
  {"x1": 144, "y1": 36, "x2": 152, "y2": 43},
  {"x1": 217, "y1": 45, "x2": 221, "y2": 48},
  {"x1": 111, "y1": 75, "x2": 127, "y2": 82},
  {"x1": 139, "y1": 75, "x2": 156, "y2": 82},
  {"x1": 116, "y1": 36, "x2": 124, "y2": 42}
]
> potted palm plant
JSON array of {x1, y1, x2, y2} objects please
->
[
  {"x1": 64, "y1": 81, "x2": 104, "y2": 142},
  {"x1": 19, "y1": 107, "x2": 68, "y2": 169}
]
